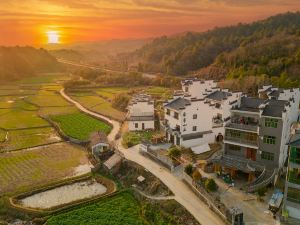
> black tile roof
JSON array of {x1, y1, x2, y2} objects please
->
[
  {"x1": 288, "y1": 131, "x2": 300, "y2": 147},
  {"x1": 164, "y1": 97, "x2": 191, "y2": 110},
  {"x1": 205, "y1": 90, "x2": 232, "y2": 101},
  {"x1": 262, "y1": 99, "x2": 287, "y2": 118},
  {"x1": 234, "y1": 97, "x2": 265, "y2": 112},
  {"x1": 128, "y1": 116, "x2": 154, "y2": 121}
]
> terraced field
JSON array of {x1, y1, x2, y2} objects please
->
[
  {"x1": 50, "y1": 112, "x2": 112, "y2": 141},
  {"x1": 0, "y1": 128, "x2": 61, "y2": 152},
  {"x1": 0, "y1": 142, "x2": 89, "y2": 194},
  {"x1": 47, "y1": 192, "x2": 147, "y2": 225}
]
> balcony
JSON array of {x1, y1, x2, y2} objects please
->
[
  {"x1": 290, "y1": 147, "x2": 300, "y2": 165},
  {"x1": 225, "y1": 136, "x2": 258, "y2": 147},
  {"x1": 287, "y1": 188, "x2": 300, "y2": 204},
  {"x1": 225, "y1": 116, "x2": 258, "y2": 132},
  {"x1": 288, "y1": 170, "x2": 300, "y2": 185}
]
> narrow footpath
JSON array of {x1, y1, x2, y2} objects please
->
[{"x1": 60, "y1": 88, "x2": 225, "y2": 225}]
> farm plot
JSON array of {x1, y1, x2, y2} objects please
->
[
  {"x1": 0, "y1": 130, "x2": 6, "y2": 142},
  {"x1": 26, "y1": 90, "x2": 71, "y2": 107},
  {"x1": 146, "y1": 86, "x2": 172, "y2": 100},
  {"x1": 0, "y1": 142, "x2": 89, "y2": 194},
  {"x1": 0, "y1": 127, "x2": 61, "y2": 152},
  {"x1": 95, "y1": 87, "x2": 132, "y2": 100},
  {"x1": 50, "y1": 112, "x2": 111, "y2": 141},
  {"x1": 0, "y1": 109, "x2": 49, "y2": 129},
  {"x1": 39, "y1": 106, "x2": 79, "y2": 117},
  {"x1": 47, "y1": 192, "x2": 147, "y2": 225},
  {"x1": 71, "y1": 94, "x2": 126, "y2": 121}
]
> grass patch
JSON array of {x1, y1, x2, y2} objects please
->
[
  {"x1": 26, "y1": 90, "x2": 70, "y2": 107},
  {"x1": 0, "y1": 109, "x2": 49, "y2": 129},
  {"x1": 95, "y1": 87, "x2": 131, "y2": 100},
  {"x1": 122, "y1": 131, "x2": 157, "y2": 148},
  {"x1": 0, "y1": 142, "x2": 89, "y2": 195},
  {"x1": 0, "y1": 127, "x2": 61, "y2": 152},
  {"x1": 38, "y1": 106, "x2": 79, "y2": 117},
  {"x1": 47, "y1": 191, "x2": 147, "y2": 225},
  {"x1": 50, "y1": 112, "x2": 111, "y2": 141}
]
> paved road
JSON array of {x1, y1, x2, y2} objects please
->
[
  {"x1": 58, "y1": 59, "x2": 157, "y2": 79},
  {"x1": 60, "y1": 89, "x2": 224, "y2": 225}
]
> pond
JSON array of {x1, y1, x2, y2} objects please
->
[{"x1": 20, "y1": 179, "x2": 107, "y2": 209}]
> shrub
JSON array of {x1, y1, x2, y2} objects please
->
[
  {"x1": 205, "y1": 178, "x2": 218, "y2": 192},
  {"x1": 192, "y1": 170, "x2": 202, "y2": 182},
  {"x1": 168, "y1": 146, "x2": 182, "y2": 159},
  {"x1": 256, "y1": 187, "x2": 267, "y2": 201},
  {"x1": 184, "y1": 164, "x2": 193, "y2": 176},
  {"x1": 112, "y1": 94, "x2": 130, "y2": 112}
]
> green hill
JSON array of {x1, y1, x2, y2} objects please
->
[
  {"x1": 123, "y1": 12, "x2": 300, "y2": 83},
  {"x1": 0, "y1": 46, "x2": 63, "y2": 83}
]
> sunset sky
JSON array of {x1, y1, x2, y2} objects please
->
[{"x1": 1, "y1": 0, "x2": 300, "y2": 46}]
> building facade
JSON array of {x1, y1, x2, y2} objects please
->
[
  {"x1": 128, "y1": 94, "x2": 155, "y2": 131},
  {"x1": 283, "y1": 130, "x2": 300, "y2": 221},
  {"x1": 213, "y1": 88, "x2": 300, "y2": 191}
]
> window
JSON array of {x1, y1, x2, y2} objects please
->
[
  {"x1": 193, "y1": 114, "x2": 197, "y2": 119},
  {"x1": 229, "y1": 145, "x2": 241, "y2": 151},
  {"x1": 261, "y1": 151, "x2": 274, "y2": 161},
  {"x1": 185, "y1": 87, "x2": 189, "y2": 92},
  {"x1": 265, "y1": 118, "x2": 278, "y2": 128},
  {"x1": 263, "y1": 136, "x2": 276, "y2": 145},
  {"x1": 135, "y1": 123, "x2": 138, "y2": 128},
  {"x1": 226, "y1": 130, "x2": 241, "y2": 138},
  {"x1": 174, "y1": 112, "x2": 179, "y2": 119},
  {"x1": 183, "y1": 118, "x2": 186, "y2": 123},
  {"x1": 193, "y1": 126, "x2": 197, "y2": 131},
  {"x1": 166, "y1": 109, "x2": 170, "y2": 115}
]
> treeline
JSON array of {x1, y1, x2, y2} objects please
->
[
  {"x1": 0, "y1": 46, "x2": 62, "y2": 83},
  {"x1": 121, "y1": 12, "x2": 300, "y2": 86},
  {"x1": 64, "y1": 69, "x2": 181, "y2": 89}
]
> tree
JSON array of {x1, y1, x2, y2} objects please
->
[
  {"x1": 184, "y1": 164, "x2": 193, "y2": 176},
  {"x1": 205, "y1": 178, "x2": 218, "y2": 192},
  {"x1": 192, "y1": 170, "x2": 202, "y2": 182},
  {"x1": 168, "y1": 146, "x2": 181, "y2": 159}
]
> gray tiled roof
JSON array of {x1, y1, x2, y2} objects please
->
[
  {"x1": 262, "y1": 99, "x2": 287, "y2": 118},
  {"x1": 182, "y1": 130, "x2": 213, "y2": 141},
  {"x1": 128, "y1": 115, "x2": 154, "y2": 121},
  {"x1": 288, "y1": 131, "x2": 300, "y2": 147},
  {"x1": 164, "y1": 97, "x2": 191, "y2": 110},
  {"x1": 234, "y1": 97, "x2": 265, "y2": 112},
  {"x1": 205, "y1": 91, "x2": 232, "y2": 101},
  {"x1": 269, "y1": 89, "x2": 284, "y2": 98}
]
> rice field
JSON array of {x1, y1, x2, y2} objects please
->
[
  {"x1": 50, "y1": 112, "x2": 112, "y2": 141},
  {"x1": 26, "y1": 90, "x2": 71, "y2": 107},
  {"x1": 0, "y1": 142, "x2": 89, "y2": 194},
  {"x1": 47, "y1": 192, "x2": 147, "y2": 225},
  {"x1": 0, "y1": 127, "x2": 61, "y2": 152}
]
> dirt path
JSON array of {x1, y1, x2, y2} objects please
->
[{"x1": 60, "y1": 88, "x2": 225, "y2": 225}]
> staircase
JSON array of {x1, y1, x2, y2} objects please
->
[{"x1": 247, "y1": 168, "x2": 277, "y2": 193}]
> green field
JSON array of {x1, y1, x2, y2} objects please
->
[
  {"x1": 146, "y1": 86, "x2": 172, "y2": 100},
  {"x1": 39, "y1": 106, "x2": 79, "y2": 117},
  {"x1": 71, "y1": 94, "x2": 126, "y2": 121},
  {"x1": 0, "y1": 130, "x2": 6, "y2": 142},
  {"x1": 47, "y1": 192, "x2": 147, "y2": 225},
  {"x1": 95, "y1": 87, "x2": 132, "y2": 100},
  {"x1": 0, "y1": 109, "x2": 49, "y2": 129},
  {"x1": 0, "y1": 142, "x2": 89, "y2": 194},
  {"x1": 0, "y1": 127, "x2": 61, "y2": 152},
  {"x1": 26, "y1": 90, "x2": 71, "y2": 107},
  {"x1": 50, "y1": 112, "x2": 112, "y2": 141}
]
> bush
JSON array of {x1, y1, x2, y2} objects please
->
[
  {"x1": 112, "y1": 94, "x2": 130, "y2": 112},
  {"x1": 168, "y1": 146, "x2": 182, "y2": 159},
  {"x1": 205, "y1": 178, "x2": 218, "y2": 192},
  {"x1": 256, "y1": 187, "x2": 267, "y2": 201},
  {"x1": 184, "y1": 164, "x2": 193, "y2": 176},
  {"x1": 192, "y1": 170, "x2": 202, "y2": 182}
]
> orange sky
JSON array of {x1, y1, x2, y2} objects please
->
[{"x1": 0, "y1": 0, "x2": 299, "y2": 46}]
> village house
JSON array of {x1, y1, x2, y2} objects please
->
[
  {"x1": 163, "y1": 78, "x2": 241, "y2": 149},
  {"x1": 212, "y1": 87, "x2": 300, "y2": 192},
  {"x1": 283, "y1": 130, "x2": 300, "y2": 221},
  {"x1": 89, "y1": 131, "x2": 110, "y2": 160},
  {"x1": 127, "y1": 94, "x2": 155, "y2": 131}
]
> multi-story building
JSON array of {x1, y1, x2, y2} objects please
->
[
  {"x1": 213, "y1": 91, "x2": 300, "y2": 192},
  {"x1": 283, "y1": 130, "x2": 300, "y2": 221},
  {"x1": 163, "y1": 79, "x2": 241, "y2": 148},
  {"x1": 127, "y1": 94, "x2": 155, "y2": 131}
]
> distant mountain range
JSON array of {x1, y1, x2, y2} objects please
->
[
  {"x1": 0, "y1": 46, "x2": 62, "y2": 83},
  {"x1": 120, "y1": 12, "x2": 300, "y2": 82}
]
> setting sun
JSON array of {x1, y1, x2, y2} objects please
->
[{"x1": 46, "y1": 31, "x2": 59, "y2": 44}]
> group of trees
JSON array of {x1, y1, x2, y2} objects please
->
[
  {"x1": 0, "y1": 46, "x2": 62, "y2": 83},
  {"x1": 119, "y1": 12, "x2": 300, "y2": 90}
]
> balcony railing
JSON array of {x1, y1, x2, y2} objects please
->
[
  {"x1": 287, "y1": 192, "x2": 300, "y2": 204},
  {"x1": 290, "y1": 157, "x2": 300, "y2": 165},
  {"x1": 225, "y1": 136, "x2": 258, "y2": 146},
  {"x1": 288, "y1": 171, "x2": 300, "y2": 185},
  {"x1": 225, "y1": 122, "x2": 258, "y2": 132}
]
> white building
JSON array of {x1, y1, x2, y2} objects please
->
[
  {"x1": 128, "y1": 94, "x2": 155, "y2": 131},
  {"x1": 163, "y1": 79, "x2": 241, "y2": 148}
]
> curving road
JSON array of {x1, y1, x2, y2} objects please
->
[{"x1": 60, "y1": 88, "x2": 224, "y2": 225}]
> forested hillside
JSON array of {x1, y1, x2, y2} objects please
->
[
  {"x1": 123, "y1": 12, "x2": 300, "y2": 85},
  {"x1": 0, "y1": 46, "x2": 62, "y2": 83}
]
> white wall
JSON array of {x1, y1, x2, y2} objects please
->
[
  {"x1": 129, "y1": 120, "x2": 154, "y2": 131},
  {"x1": 286, "y1": 205, "x2": 300, "y2": 220},
  {"x1": 181, "y1": 133, "x2": 215, "y2": 148},
  {"x1": 182, "y1": 80, "x2": 217, "y2": 99}
]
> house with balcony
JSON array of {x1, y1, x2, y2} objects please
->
[
  {"x1": 127, "y1": 94, "x2": 155, "y2": 131},
  {"x1": 213, "y1": 95, "x2": 299, "y2": 192},
  {"x1": 283, "y1": 130, "x2": 300, "y2": 221}
]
